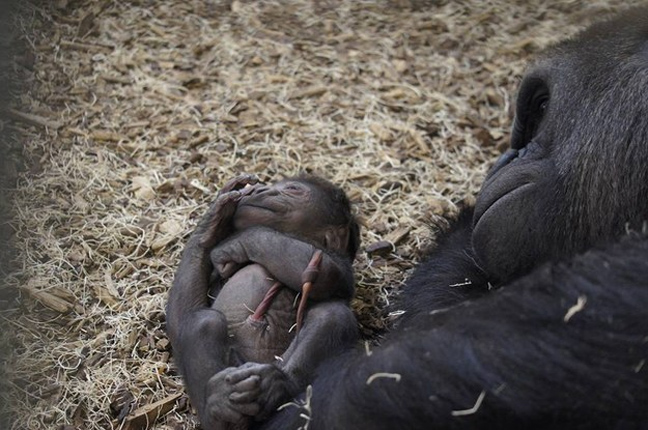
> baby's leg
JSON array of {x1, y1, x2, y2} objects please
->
[
  {"x1": 281, "y1": 300, "x2": 359, "y2": 387},
  {"x1": 221, "y1": 300, "x2": 358, "y2": 419},
  {"x1": 178, "y1": 308, "x2": 260, "y2": 429}
]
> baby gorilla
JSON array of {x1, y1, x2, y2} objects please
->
[
  {"x1": 166, "y1": 174, "x2": 360, "y2": 430},
  {"x1": 209, "y1": 176, "x2": 358, "y2": 365}
]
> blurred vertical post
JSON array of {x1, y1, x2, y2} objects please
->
[{"x1": 0, "y1": 0, "x2": 19, "y2": 428}]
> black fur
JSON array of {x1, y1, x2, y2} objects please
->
[{"x1": 395, "y1": 208, "x2": 489, "y2": 322}]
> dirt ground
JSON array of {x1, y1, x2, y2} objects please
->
[{"x1": 3, "y1": 0, "x2": 644, "y2": 429}]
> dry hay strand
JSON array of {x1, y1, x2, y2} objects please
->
[{"x1": 4, "y1": 0, "x2": 643, "y2": 429}]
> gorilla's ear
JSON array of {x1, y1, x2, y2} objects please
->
[{"x1": 323, "y1": 226, "x2": 351, "y2": 256}]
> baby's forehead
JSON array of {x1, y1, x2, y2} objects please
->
[
  {"x1": 276, "y1": 177, "x2": 324, "y2": 194},
  {"x1": 276, "y1": 176, "x2": 347, "y2": 213}
]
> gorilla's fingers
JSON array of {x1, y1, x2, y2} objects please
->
[
  {"x1": 231, "y1": 375, "x2": 261, "y2": 395},
  {"x1": 229, "y1": 386, "x2": 261, "y2": 405},
  {"x1": 218, "y1": 261, "x2": 240, "y2": 280},
  {"x1": 214, "y1": 190, "x2": 242, "y2": 209},
  {"x1": 224, "y1": 362, "x2": 264, "y2": 384},
  {"x1": 220, "y1": 173, "x2": 260, "y2": 194}
]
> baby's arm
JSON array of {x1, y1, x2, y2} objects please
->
[{"x1": 210, "y1": 227, "x2": 355, "y2": 301}]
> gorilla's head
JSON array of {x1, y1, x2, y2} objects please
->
[{"x1": 472, "y1": 9, "x2": 648, "y2": 283}]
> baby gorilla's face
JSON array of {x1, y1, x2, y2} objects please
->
[{"x1": 233, "y1": 180, "x2": 321, "y2": 237}]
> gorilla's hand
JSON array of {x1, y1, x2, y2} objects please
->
[
  {"x1": 193, "y1": 174, "x2": 259, "y2": 250},
  {"x1": 219, "y1": 173, "x2": 259, "y2": 196},
  {"x1": 210, "y1": 235, "x2": 250, "y2": 279},
  {"x1": 212, "y1": 362, "x2": 299, "y2": 421},
  {"x1": 204, "y1": 365, "x2": 262, "y2": 425}
]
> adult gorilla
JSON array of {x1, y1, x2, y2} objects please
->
[{"x1": 257, "y1": 7, "x2": 648, "y2": 430}]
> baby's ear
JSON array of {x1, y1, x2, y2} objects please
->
[{"x1": 323, "y1": 226, "x2": 350, "y2": 254}]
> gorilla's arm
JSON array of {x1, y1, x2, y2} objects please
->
[
  {"x1": 262, "y1": 234, "x2": 648, "y2": 430},
  {"x1": 166, "y1": 192, "x2": 239, "y2": 341},
  {"x1": 167, "y1": 174, "x2": 259, "y2": 339},
  {"x1": 210, "y1": 226, "x2": 355, "y2": 300}
]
